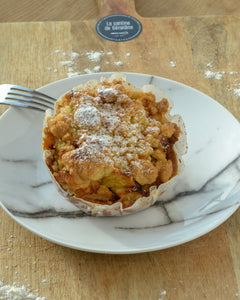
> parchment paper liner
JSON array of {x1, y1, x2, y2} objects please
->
[{"x1": 42, "y1": 73, "x2": 187, "y2": 216}]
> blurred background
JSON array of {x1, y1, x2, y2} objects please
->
[{"x1": 0, "y1": 0, "x2": 240, "y2": 22}]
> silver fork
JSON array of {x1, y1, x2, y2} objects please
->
[{"x1": 0, "y1": 84, "x2": 56, "y2": 112}]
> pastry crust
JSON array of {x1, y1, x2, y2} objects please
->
[{"x1": 42, "y1": 73, "x2": 187, "y2": 216}]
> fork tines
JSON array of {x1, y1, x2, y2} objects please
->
[{"x1": 4, "y1": 84, "x2": 56, "y2": 112}]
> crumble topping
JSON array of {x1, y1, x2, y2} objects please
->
[{"x1": 42, "y1": 78, "x2": 181, "y2": 208}]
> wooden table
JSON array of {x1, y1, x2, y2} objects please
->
[
  {"x1": 0, "y1": 1, "x2": 240, "y2": 299},
  {"x1": 1, "y1": 0, "x2": 240, "y2": 21}
]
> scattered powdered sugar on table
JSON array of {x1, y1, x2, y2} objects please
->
[
  {"x1": 160, "y1": 290, "x2": 167, "y2": 296},
  {"x1": 67, "y1": 71, "x2": 81, "y2": 78},
  {"x1": 204, "y1": 62, "x2": 235, "y2": 80},
  {"x1": 114, "y1": 61, "x2": 124, "y2": 66},
  {"x1": 233, "y1": 88, "x2": 240, "y2": 97},
  {"x1": 230, "y1": 87, "x2": 240, "y2": 97},
  {"x1": 86, "y1": 51, "x2": 103, "y2": 63},
  {"x1": 93, "y1": 66, "x2": 101, "y2": 72},
  {"x1": 83, "y1": 68, "x2": 93, "y2": 74},
  {"x1": 0, "y1": 281, "x2": 47, "y2": 300},
  {"x1": 41, "y1": 280, "x2": 48, "y2": 284},
  {"x1": 206, "y1": 62, "x2": 213, "y2": 68},
  {"x1": 205, "y1": 70, "x2": 223, "y2": 80},
  {"x1": 83, "y1": 66, "x2": 101, "y2": 74},
  {"x1": 48, "y1": 49, "x2": 133, "y2": 77},
  {"x1": 204, "y1": 62, "x2": 240, "y2": 97},
  {"x1": 169, "y1": 61, "x2": 176, "y2": 68},
  {"x1": 59, "y1": 61, "x2": 74, "y2": 67},
  {"x1": 71, "y1": 52, "x2": 80, "y2": 60},
  {"x1": 158, "y1": 288, "x2": 168, "y2": 299}
]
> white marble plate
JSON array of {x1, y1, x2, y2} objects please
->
[{"x1": 0, "y1": 72, "x2": 240, "y2": 254}]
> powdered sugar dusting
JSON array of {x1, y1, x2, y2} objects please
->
[
  {"x1": 59, "y1": 61, "x2": 74, "y2": 67},
  {"x1": 69, "y1": 84, "x2": 161, "y2": 169},
  {"x1": 84, "y1": 68, "x2": 93, "y2": 74},
  {"x1": 206, "y1": 62, "x2": 213, "y2": 68},
  {"x1": 205, "y1": 70, "x2": 223, "y2": 80},
  {"x1": 79, "y1": 134, "x2": 113, "y2": 153},
  {"x1": 70, "y1": 133, "x2": 115, "y2": 166},
  {"x1": 84, "y1": 67, "x2": 101, "y2": 74},
  {"x1": 204, "y1": 62, "x2": 240, "y2": 97},
  {"x1": 97, "y1": 86, "x2": 119, "y2": 101},
  {"x1": 67, "y1": 71, "x2": 81, "y2": 78},
  {"x1": 74, "y1": 104, "x2": 101, "y2": 129},
  {"x1": 93, "y1": 66, "x2": 101, "y2": 72},
  {"x1": 49, "y1": 49, "x2": 141, "y2": 77},
  {"x1": 114, "y1": 61, "x2": 124, "y2": 66},
  {"x1": 86, "y1": 51, "x2": 103, "y2": 63},
  {"x1": 0, "y1": 281, "x2": 47, "y2": 300},
  {"x1": 233, "y1": 88, "x2": 240, "y2": 97},
  {"x1": 71, "y1": 52, "x2": 80, "y2": 60}
]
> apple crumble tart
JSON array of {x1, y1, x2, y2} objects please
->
[{"x1": 42, "y1": 73, "x2": 187, "y2": 216}]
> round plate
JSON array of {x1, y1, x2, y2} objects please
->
[{"x1": 0, "y1": 72, "x2": 240, "y2": 254}]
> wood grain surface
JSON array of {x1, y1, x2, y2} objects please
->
[
  {"x1": 0, "y1": 1, "x2": 240, "y2": 299},
  {"x1": 1, "y1": 0, "x2": 240, "y2": 22}
]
